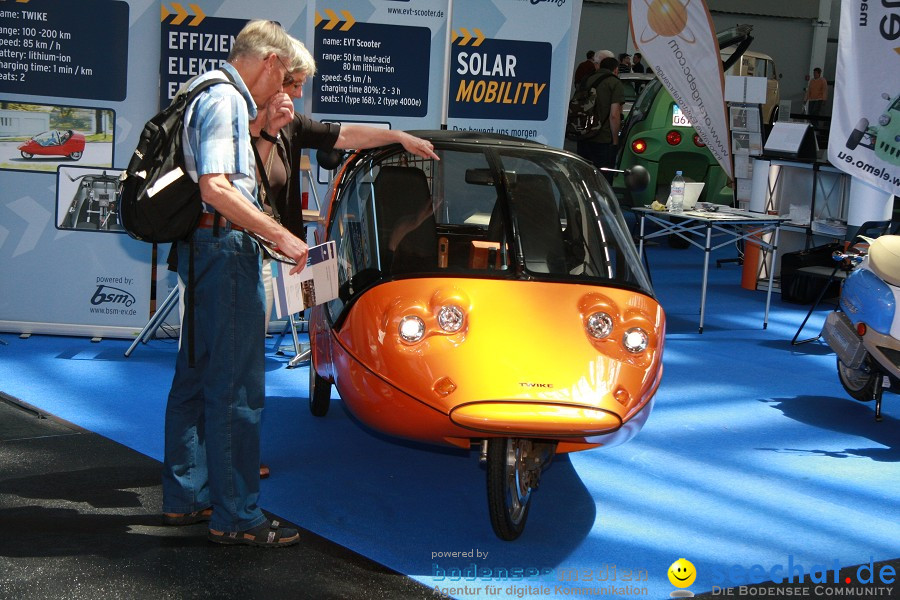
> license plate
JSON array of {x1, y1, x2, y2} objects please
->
[{"x1": 672, "y1": 105, "x2": 692, "y2": 127}]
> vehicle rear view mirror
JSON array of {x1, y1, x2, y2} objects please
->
[
  {"x1": 316, "y1": 148, "x2": 344, "y2": 170},
  {"x1": 465, "y1": 168, "x2": 495, "y2": 186},
  {"x1": 624, "y1": 165, "x2": 650, "y2": 192}
]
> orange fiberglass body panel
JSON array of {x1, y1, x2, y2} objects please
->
[{"x1": 320, "y1": 278, "x2": 664, "y2": 451}]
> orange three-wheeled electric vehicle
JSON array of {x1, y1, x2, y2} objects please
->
[{"x1": 306, "y1": 131, "x2": 665, "y2": 540}]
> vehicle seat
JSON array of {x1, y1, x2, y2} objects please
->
[
  {"x1": 372, "y1": 165, "x2": 438, "y2": 274},
  {"x1": 488, "y1": 174, "x2": 566, "y2": 274}
]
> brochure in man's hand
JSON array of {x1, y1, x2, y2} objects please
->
[{"x1": 271, "y1": 241, "x2": 338, "y2": 318}]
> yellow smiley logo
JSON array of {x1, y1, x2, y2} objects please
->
[{"x1": 668, "y1": 558, "x2": 697, "y2": 588}]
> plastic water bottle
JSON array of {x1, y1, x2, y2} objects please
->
[{"x1": 669, "y1": 171, "x2": 685, "y2": 214}]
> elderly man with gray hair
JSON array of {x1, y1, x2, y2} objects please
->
[{"x1": 161, "y1": 19, "x2": 313, "y2": 548}]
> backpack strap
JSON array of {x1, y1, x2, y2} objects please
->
[
  {"x1": 180, "y1": 69, "x2": 237, "y2": 369},
  {"x1": 580, "y1": 71, "x2": 614, "y2": 92}
]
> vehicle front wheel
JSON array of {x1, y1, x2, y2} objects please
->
[
  {"x1": 308, "y1": 361, "x2": 331, "y2": 417},
  {"x1": 837, "y1": 355, "x2": 877, "y2": 402},
  {"x1": 20, "y1": 151, "x2": 33, "y2": 159},
  {"x1": 69, "y1": 151, "x2": 83, "y2": 160},
  {"x1": 486, "y1": 438, "x2": 536, "y2": 541},
  {"x1": 846, "y1": 118, "x2": 868, "y2": 150}
]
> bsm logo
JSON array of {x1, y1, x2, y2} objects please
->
[{"x1": 91, "y1": 285, "x2": 136, "y2": 307}]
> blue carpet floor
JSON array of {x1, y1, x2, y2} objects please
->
[{"x1": 1, "y1": 241, "x2": 898, "y2": 600}]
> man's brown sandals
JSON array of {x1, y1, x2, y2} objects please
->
[
  {"x1": 162, "y1": 508, "x2": 213, "y2": 526},
  {"x1": 208, "y1": 519, "x2": 300, "y2": 548}
]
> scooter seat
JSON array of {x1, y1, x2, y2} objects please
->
[{"x1": 867, "y1": 235, "x2": 900, "y2": 287}]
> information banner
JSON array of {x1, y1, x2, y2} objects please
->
[
  {"x1": 310, "y1": 0, "x2": 448, "y2": 131},
  {"x1": 313, "y1": 20, "x2": 429, "y2": 117},
  {"x1": 828, "y1": 0, "x2": 900, "y2": 197},
  {"x1": 445, "y1": 0, "x2": 581, "y2": 147},
  {"x1": 159, "y1": 9, "x2": 246, "y2": 107},
  {"x1": 0, "y1": 0, "x2": 129, "y2": 101},
  {"x1": 448, "y1": 37, "x2": 551, "y2": 121}
]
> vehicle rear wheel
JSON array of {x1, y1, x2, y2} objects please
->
[
  {"x1": 20, "y1": 151, "x2": 33, "y2": 159},
  {"x1": 486, "y1": 438, "x2": 535, "y2": 541},
  {"x1": 837, "y1": 355, "x2": 877, "y2": 402},
  {"x1": 69, "y1": 151, "x2": 83, "y2": 160},
  {"x1": 308, "y1": 360, "x2": 331, "y2": 417}
]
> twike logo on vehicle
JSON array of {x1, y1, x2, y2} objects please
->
[
  {"x1": 519, "y1": 382, "x2": 553, "y2": 388},
  {"x1": 90, "y1": 285, "x2": 135, "y2": 307}
]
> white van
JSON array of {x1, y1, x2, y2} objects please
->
[{"x1": 721, "y1": 49, "x2": 781, "y2": 125}]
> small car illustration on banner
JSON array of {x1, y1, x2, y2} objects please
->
[
  {"x1": 846, "y1": 92, "x2": 900, "y2": 166},
  {"x1": 18, "y1": 129, "x2": 85, "y2": 161}
]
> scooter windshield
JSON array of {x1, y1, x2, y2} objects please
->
[{"x1": 326, "y1": 144, "x2": 653, "y2": 316}]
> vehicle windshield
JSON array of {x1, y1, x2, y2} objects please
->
[
  {"x1": 32, "y1": 131, "x2": 61, "y2": 146},
  {"x1": 325, "y1": 143, "x2": 653, "y2": 319},
  {"x1": 622, "y1": 78, "x2": 653, "y2": 104}
]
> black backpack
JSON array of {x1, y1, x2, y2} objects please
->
[
  {"x1": 565, "y1": 71, "x2": 614, "y2": 142},
  {"x1": 118, "y1": 71, "x2": 237, "y2": 243}
]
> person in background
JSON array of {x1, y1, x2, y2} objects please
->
[
  {"x1": 573, "y1": 50, "x2": 596, "y2": 86},
  {"x1": 592, "y1": 49, "x2": 615, "y2": 68},
  {"x1": 618, "y1": 53, "x2": 632, "y2": 73},
  {"x1": 631, "y1": 53, "x2": 646, "y2": 73},
  {"x1": 251, "y1": 38, "x2": 439, "y2": 479},
  {"x1": 804, "y1": 67, "x2": 827, "y2": 123},
  {"x1": 161, "y1": 20, "x2": 312, "y2": 548},
  {"x1": 576, "y1": 56, "x2": 624, "y2": 184}
]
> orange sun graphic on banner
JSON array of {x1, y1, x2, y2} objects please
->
[{"x1": 640, "y1": 0, "x2": 696, "y2": 43}]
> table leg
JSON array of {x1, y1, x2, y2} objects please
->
[
  {"x1": 699, "y1": 223, "x2": 712, "y2": 333},
  {"x1": 638, "y1": 214, "x2": 646, "y2": 258},
  {"x1": 763, "y1": 225, "x2": 781, "y2": 329}
]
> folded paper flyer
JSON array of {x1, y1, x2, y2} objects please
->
[{"x1": 272, "y1": 240, "x2": 338, "y2": 318}]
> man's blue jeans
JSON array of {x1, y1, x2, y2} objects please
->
[{"x1": 162, "y1": 226, "x2": 267, "y2": 533}]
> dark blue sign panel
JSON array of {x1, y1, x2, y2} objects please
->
[
  {"x1": 160, "y1": 14, "x2": 247, "y2": 109},
  {"x1": 313, "y1": 21, "x2": 429, "y2": 117},
  {"x1": 448, "y1": 38, "x2": 551, "y2": 121},
  {"x1": 0, "y1": 0, "x2": 128, "y2": 101}
]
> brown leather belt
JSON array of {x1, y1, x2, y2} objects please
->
[{"x1": 197, "y1": 213, "x2": 245, "y2": 232}]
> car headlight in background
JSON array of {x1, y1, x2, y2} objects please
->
[
  {"x1": 878, "y1": 113, "x2": 890, "y2": 127},
  {"x1": 666, "y1": 130, "x2": 682, "y2": 146},
  {"x1": 399, "y1": 315, "x2": 426, "y2": 343},
  {"x1": 622, "y1": 327, "x2": 649, "y2": 354},
  {"x1": 586, "y1": 312, "x2": 614, "y2": 339},
  {"x1": 437, "y1": 305, "x2": 465, "y2": 333},
  {"x1": 631, "y1": 139, "x2": 647, "y2": 154}
]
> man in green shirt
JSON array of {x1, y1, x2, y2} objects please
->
[{"x1": 576, "y1": 56, "x2": 624, "y2": 184}]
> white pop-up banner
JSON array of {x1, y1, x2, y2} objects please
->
[
  {"x1": 628, "y1": 0, "x2": 732, "y2": 178},
  {"x1": 828, "y1": 0, "x2": 900, "y2": 197}
]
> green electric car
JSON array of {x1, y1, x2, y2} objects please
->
[{"x1": 613, "y1": 26, "x2": 757, "y2": 208}]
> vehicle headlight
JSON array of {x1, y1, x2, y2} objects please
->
[
  {"x1": 878, "y1": 113, "x2": 890, "y2": 127},
  {"x1": 437, "y1": 305, "x2": 464, "y2": 333},
  {"x1": 586, "y1": 312, "x2": 614, "y2": 339},
  {"x1": 399, "y1": 315, "x2": 426, "y2": 343},
  {"x1": 622, "y1": 327, "x2": 649, "y2": 353}
]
